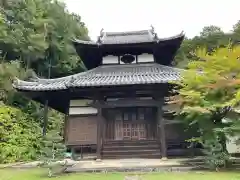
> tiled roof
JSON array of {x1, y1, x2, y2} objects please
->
[
  {"x1": 13, "y1": 63, "x2": 182, "y2": 91},
  {"x1": 99, "y1": 30, "x2": 157, "y2": 44},
  {"x1": 73, "y1": 29, "x2": 184, "y2": 46}
]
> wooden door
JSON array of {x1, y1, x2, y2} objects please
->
[
  {"x1": 112, "y1": 108, "x2": 150, "y2": 140},
  {"x1": 131, "y1": 123, "x2": 147, "y2": 140},
  {"x1": 115, "y1": 121, "x2": 147, "y2": 140},
  {"x1": 138, "y1": 123, "x2": 147, "y2": 140},
  {"x1": 123, "y1": 123, "x2": 132, "y2": 140},
  {"x1": 131, "y1": 123, "x2": 139, "y2": 140},
  {"x1": 115, "y1": 121, "x2": 123, "y2": 140}
]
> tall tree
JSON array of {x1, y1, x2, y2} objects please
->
[
  {"x1": 1, "y1": 0, "x2": 49, "y2": 66},
  {"x1": 1, "y1": 0, "x2": 89, "y2": 78},
  {"x1": 170, "y1": 46, "x2": 240, "y2": 168},
  {"x1": 200, "y1": 25, "x2": 224, "y2": 38},
  {"x1": 233, "y1": 20, "x2": 240, "y2": 34},
  {"x1": 0, "y1": 0, "x2": 88, "y2": 163}
]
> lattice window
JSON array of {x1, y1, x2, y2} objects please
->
[
  {"x1": 115, "y1": 111, "x2": 122, "y2": 121},
  {"x1": 138, "y1": 108, "x2": 145, "y2": 120},
  {"x1": 123, "y1": 112, "x2": 129, "y2": 121}
]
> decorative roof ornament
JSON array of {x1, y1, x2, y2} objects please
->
[
  {"x1": 150, "y1": 25, "x2": 158, "y2": 41},
  {"x1": 150, "y1": 25, "x2": 155, "y2": 33},
  {"x1": 97, "y1": 28, "x2": 104, "y2": 44},
  {"x1": 100, "y1": 28, "x2": 104, "y2": 37}
]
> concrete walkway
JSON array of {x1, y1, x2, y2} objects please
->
[
  {"x1": 66, "y1": 157, "x2": 205, "y2": 172},
  {"x1": 1, "y1": 157, "x2": 239, "y2": 172},
  {"x1": 1, "y1": 157, "x2": 203, "y2": 169}
]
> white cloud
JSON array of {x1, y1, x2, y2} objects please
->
[{"x1": 64, "y1": 0, "x2": 240, "y2": 40}]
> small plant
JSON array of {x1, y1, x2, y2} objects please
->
[
  {"x1": 202, "y1": 138, "x2": 231, "y2": 171},
  {"x1": 40, "y1": 130, "x2": 67, "y2": 177}
]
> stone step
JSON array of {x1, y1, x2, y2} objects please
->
[
  {"x1": 102, "y1": 152, "x2": 161, "y2": 159},
  {"x1": 103, "y1": 149, "x2": 160, "y2": 154},
  {"x1": 103, "y1": 144, "x2": 160, "y2": 150}
]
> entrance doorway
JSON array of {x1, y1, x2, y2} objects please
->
[
  {"x1": 114, "y1": 107, "x2": 150, "y2": 140},
  {"x1": 122, "y1": 122, "x2": 146, "y2": 140}
]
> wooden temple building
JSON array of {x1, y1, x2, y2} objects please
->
[{"x1": 13, "y1": 28, "x2": 202, "y2": 160}]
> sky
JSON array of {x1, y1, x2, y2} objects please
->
[{"x1": 64, "y1": 0, "x2": 240, "y2": 40}]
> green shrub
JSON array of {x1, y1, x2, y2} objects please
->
[
  {"x1": 202, "y1": 138, "x2": 231, "y2": 170},
  {"x1": 0, "y1": 105, "x2": 42, "y2": 163}
]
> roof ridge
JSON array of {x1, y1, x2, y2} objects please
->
[{"x1": 105, "y1": 30, "x2": 150, "y2": 37}]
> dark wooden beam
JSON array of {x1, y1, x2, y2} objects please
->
[
  {"x1": 63, "y1": 95, "x2": 70, "y2": 144},
  {"x1": 71, "y1": 84, "x2": 166, "y2": 95},
  {"x1": 90, "y1": 99, "x2": 160, "y2": 108},
  {"x1": 157, "y1": 99, "x2": 167, "y2": 159}
]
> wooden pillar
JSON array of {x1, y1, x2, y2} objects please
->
[
  {"x1": 102, "y1": 112, "x2": 106, "y2": 142},
  {"x1": 63, "y1": 98, "x2": 70, "y2": 144},
  {"x1": 96, "y1": 102, "x2": 103, "y2": 161},
  {"x1": 157, "y1": 99, "x2": 167, "y2": 159},
  {"x1": 42, "y1": 100, "x2": 48, "y2": 136}
]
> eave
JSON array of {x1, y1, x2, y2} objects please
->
[
  {"x1": 13, "y1": 64, "x2": 183, "y2": 113},
  {"x1": 13, "y1": 63, "x2": 182, "y2": 91}
]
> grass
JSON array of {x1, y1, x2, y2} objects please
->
[{"x1": 0, "y1": 168, "x2": 240, "y2": 180}]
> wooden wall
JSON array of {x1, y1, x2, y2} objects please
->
[{"x1": 66, "y1": 116, "x2": 98, "y2": 145}]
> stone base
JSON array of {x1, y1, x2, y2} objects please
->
[
  {"x1": 95, "y1": 159, "x2": 102, "y2": 162},
  {"x1": 161, "y1": 157, "x2": 168, "y2": 161}
]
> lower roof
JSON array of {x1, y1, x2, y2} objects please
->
[{"x1": 13, "y1": 63, "x2": 182, "y2": 92}]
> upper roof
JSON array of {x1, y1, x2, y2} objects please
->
[
  {"x1": 98, "y1": 29, "x2": 158, "y2": 45},
  {"x1": 73, "y1": 28, "x2": 184, "y2": 46},
  {"x1": 13, "y1": 63, "x2": 181, "y2": 92},
  {"x1": 73, "y1": 28, "x2": 185, "y2": 70}
]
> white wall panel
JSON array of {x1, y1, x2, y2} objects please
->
[
  {"x1": 70, "y1": 99, "x2": 92, "y2": 107},
  {"x1": 102, "y1": 55, "x2": 118, "y2": 64},
  {"x1": 69, "y1": 107, "x2": 98, "y2": 115},
  {"x1": 138, "y1": 53, "x2": 154, "y2": 63}
]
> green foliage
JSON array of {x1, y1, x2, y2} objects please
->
[
  {"x1": 233, "y1": 20, "x2": 240, "y2": 33},
  {"x1": 200, "y1": 25, "x2": 224, "y2": 38},
  {"x1": 202, "y1": 138, "x2": 231, "y2": 170},
  {"x1": 0, "y1": 60, "x2": 34, "y2": 104},
  {"x1": 0, "y1": 0, "x2": 80, "y2": 164},
  {"x1": 180, "y1": 46, "x2": 240, "y2": 114},
  {"x1": 0, "y1": 105, "x2": 42, "y2": 163},
  {"x1": 1, "y1": 0, "x2": 49, "y2": 64},
  {"x1": 1, "y1": 0, "x2": 88, "y2": 77},
  {"x1": 172, "y1": 46, "x2": 240, "y2": 169},
  {"x1": 175, "y1": 25, "x2": 237, "y2": 68}
]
